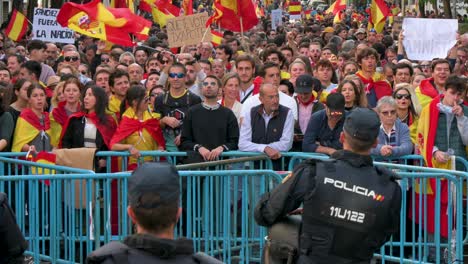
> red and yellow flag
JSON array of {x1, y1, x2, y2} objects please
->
[
  {"x1": 211, "y1": 30, "x2": 223, "y2": 47},
  {"x1": 304, "y1": 10, "x2": 311, "y2": 20},
  {"x1": 333, "y1": 11, "x2": 344, "y2": 24},
  {"x1": 5, "y1": 9, "x2": 28, "y2": 42},
  {"x1": 110, "y1": 0, "x2": 135, "y2": 13},
  {"x1": 368, "y1": 0, "x2": 390, "y2": 33},
  {"x1": 288, "y1": 1, "x2": 301, "y2": 15},
  {"x1": 30, "y1": 152, "x2": 57, "y2": 184},
  {"x1": 12, "y1": 109, "x2": 52, "y2": 152},
  {"x1": 57, "y1": 0, "x2": 151, "y2": 47},
  {"x1": 325, "y1": 0, "x2": 346, "y2": 15},
  {"x1": 182, "y1": 0, "x2": 193, "y2": 15},
  {"x1": 151, "y1": 0, "x2": 180, "y2": 27},
  {"x1": 206, "y1": 0, "x2": 259, "y2": 32}
]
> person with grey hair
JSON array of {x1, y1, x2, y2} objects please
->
[
  {"x1": 371, "y1": 96, "x2": 413, "y2": 159},
  {"x1": 341, "y1": 39, "x2": 356, "y2": 54},
  {"x1": 119, "y1": 51, "x2": 136, "y2": 66}
]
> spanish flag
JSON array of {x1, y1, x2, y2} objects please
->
[
  {"x1": 206, "y1": 0, "x2": 259, "y2": 32},
  {"x1": 288, "y1": 1, "x2": 301, "y2": 15},
  {"x1": 368, "y1": 0, "x2": 390, "y2": 33},
  {"x1": 57, "y1": 0, "x2": 151, "y2": 47},
  {"x1": 304, "y1": 10, "x2": 312, "y2": 20},
  {"x1": 211, "y1": 30, "x2": 223, "y2": 47},
  {"x1": 412, "y1": 95, "x2": 454, "y2": 238},
  {"x1": 12, "y1": 109, "x2": 52, "y2": 152},
  {"x1": 182, "y1": 0, "x2": 193, "y2": 15},
  {"x1": 110, "y1": 0, "x2": 135, "y2": 13},
  {"x1": 30, "y1": 152, "x2": 57, "y2": 185},
  {"x1": 333, "y1": 11, "x2": 344, "y2": 24},
  {"x1": 151, "y1": 0, "x2": 180, "y2": 27},
  {"x1": 5, "y1": 9, "x2": 28, "y2": 42},
  {"x1": 325, "y1": 0, "x2": 346, "y2": 15}
]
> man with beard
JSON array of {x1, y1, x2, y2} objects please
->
[
  {"x1": 180, "y1": 75, "x2": 239, "y2": 162},
  {"x1": 416, "y1": 59, "x2": 452, "y2": 108},
  {"x1": 235, "y1": 55, "x2": 257, "y2": 103},
  {"x1": 308, "y1": 42, "x2": 322, "y2": 68},
  {"x1": 6, "y1": 54, "x2": 24, "y2": 82},
  {"x1": 45, "y1": 42, "x2": 59, "y2": 70}
]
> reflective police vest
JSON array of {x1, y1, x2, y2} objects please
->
[{"x1": 299, "y1": 159, "x2": 399, "y2": 263}]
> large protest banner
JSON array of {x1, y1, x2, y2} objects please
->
[
  {"x1": 271, "y1": 9, "x2": 282, "y2": 30},
  {"x1": 402, "y1": 18, "x2": 457, "y2": 61},
  {"x1": 33, "y1": 8, "x2": 74, "y2": 44},
  {"x1": 167, "y1": 13, "x2": 212, "y2": 48}
]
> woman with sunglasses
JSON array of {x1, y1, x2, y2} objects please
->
[
  {"x1": 336, "y1": 80, "x2": 368, "y2": 111},
  {"x1": 60, "y1": 85, "x2": 116, "y2": 171},
  {"x1": 50, "y1": 77, "x2": 83, "y2": 147},
  {"x1": 12, "y1": 84, "x2": 52, "y2": 153},
  {"x1": 110, "y1": 85, "x2": 166, "y2": 170},
  {"x1": 371, "y1": 96, "x2": 413, "y2": 159},
  {"x1": 393, "y1": 84, "x2": 421, "y2": 143},
  {"x1": 148, "y1": 85, "x2": 164, "y2": 108}
]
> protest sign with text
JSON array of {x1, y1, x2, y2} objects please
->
[
  {"x1": 167, "y1": 13, "x2": 211, "y2": 48},
  {"x1": 33, "y1": 8, "x2": 74, "y2": 44},
  {"x1": 402, "y1": 18, "x2": 457, "y2": 61},
  {"x1": 271, "y1": 9, "x2": 282, "y2": 30}
]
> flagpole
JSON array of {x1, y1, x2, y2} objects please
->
[
  {"x1": 201, "y1": 26, "x2": 210, "y2": 43},
  {"x1": 240, "y1": 16, "x2": 244, "y2": 49}
]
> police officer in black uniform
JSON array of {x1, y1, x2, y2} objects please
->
[
  {"x1": 254, "y1": 108, "x2": 402, "y2": 264},
  {"x1": 86, "y1": 163, "x2": 222, "y2": 264}
]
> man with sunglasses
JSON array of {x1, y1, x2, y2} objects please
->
[
  {"x1": 154, "y1": 63, "x2": 201, "y2": 152},
  {"x1": 180, "y1": 75, "x2": 239, "y2": 162},
  {"x1": 63, "y1": 50, "x2": 91, "y2": 85},
  {"x1": 26, "y1": 39, "x2": 55, "y2": 85},
  {"x1": 302, "y1": 93, "x2": 346, "y2": 155}
]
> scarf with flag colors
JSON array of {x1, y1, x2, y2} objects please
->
[
  {"x1": 206, "y1": 0, "x2": 259, "y2": 32},
  {"x1": 57, "y1": 0, "x2": 151, "y2": 47},
  {"x1": 12, "y1": 109, "x2": 52, "y2": 152},
  {"x1": 415, "y1": 78, "x2": 439, "y2": 108},
  {"x1": 110, "y1": 107, "x2": 165, "y2": 150},
  {"x1": 356, "y1": 70, "x2": 392, "y2": 100},
  {"x1": 50, "y1": 101, "x2": 82, "y2": 147},
  {"x1": 59, "y1": 112, "x2": 117, "y2": 149},
  {"x1": 5, "y1": 9, "x2": 28, "y2": 42}
]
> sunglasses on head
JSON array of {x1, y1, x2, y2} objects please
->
[
  {"x1": 168, "y1": 72, "x2": 185, "y2": 78},
  {"x1": 64, "y1": 56, "x2": 79, "y2": 62},
  {"x1": 395, "y1": 94, "x2": 410, "y2": 100},
  {"x1": 202, "y1": 81, "x2": 217, "y2": 87}
]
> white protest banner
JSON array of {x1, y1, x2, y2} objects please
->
[
  {"x1": 166, "y1": 13, "x2": 211, "y2": 48},
  {"x1": 33, "y1": 8, "x2": 74, "y2": 44},
  {"x1": 402, "y1": 18, "x2": 457, "y2": 61},
  {"x1": 271, "y1": 9, "x2": 283, "y2": 30}
]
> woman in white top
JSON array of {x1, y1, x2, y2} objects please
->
[{"x1": 219, "y1": 72, "x2": 242, "y2": 124}]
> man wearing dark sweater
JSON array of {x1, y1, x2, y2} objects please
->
[{"x1": 180, "y1": 75, "x2": 239, "y2": 161}]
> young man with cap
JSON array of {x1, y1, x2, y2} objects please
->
[
  {"x1": 255, "y1": 108, "x2": 402, "y2": 264},
  {"x1": 302, "y1": 93, "x2": 346, "y2": 155},
  {"x1": 293, "y1": 74, "x2": 325, "y2": 151},
  {"x1": 87, "y1": 163, "x2": 221, "y2": 263}
]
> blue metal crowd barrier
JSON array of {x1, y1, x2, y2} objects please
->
[{"x1": 2, "y1": 151, "x2": 468, "y2": 263}]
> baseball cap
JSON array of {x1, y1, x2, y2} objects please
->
[
  {"x1": 354, "y1": 28, "x2": 366, "y2": 36},
  {"x1": 343, "y1": 108, "x2": 381, "y2": 141},
  {"x1": 295, "y1": 74, "x2": 323, "y2": 93},
  {"x1": 128, "y1": 163, "x2": 180, "y2": 209},
  {"x1": 323, "y1": 27, "x2": 334, "y2": 33},
  {"x1": 326, "y1": 93, "x2": 345, "y2": 112}
]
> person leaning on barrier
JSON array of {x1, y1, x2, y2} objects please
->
[
  {"x1": 86, "y1": 163, "x2": 223, "y2": 264},
  {"x1": 254, "y1": 108, "x2": 402, "y2": 264}
]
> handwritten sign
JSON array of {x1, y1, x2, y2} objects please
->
[
  {"x1": 271, "y1": 9, "x2": 282, "y2": 30},
  {"x1": 167, "y1": 13, "x2": 211, "y2": 48},
  {"x1": 402, "y1": 18, "x2": 457, "y2": 61},
  {"x1": 32, "y1": 8, "x2": 74, "y2": 44}
]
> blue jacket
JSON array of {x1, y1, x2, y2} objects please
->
[{"x1": 371, "y1": 119, "x2": 413, "y2": 158}]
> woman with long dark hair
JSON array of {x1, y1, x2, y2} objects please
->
[
  {"x1": 12, "y1": 84, "x2": 52, "y2": 153},
  {"x1": 50, "y1": 77, "x2": 83, "y2": 146},
  {"x1": 336, "y1": 80, "x2": 368, "y2": 111},
  {"x1": 110, "y1": 85, "x2": 165, "y2": 170},
  {"x1": 60, "y1": 86, "x2": 117, "y2": 170},
  {"x1": 8, "y1": 79, "x2": 32, "y2": 125}
]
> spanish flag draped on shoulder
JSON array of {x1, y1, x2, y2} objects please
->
[
  {"x1": 206, "y1": 0, "x2": 259, "y2": 32},
  {"x1": 57, "y1": 0, "x2": 151, "y2": 47},
  {"x1": 5, "y1": 9, "x2": 28, "y2": 42}
]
